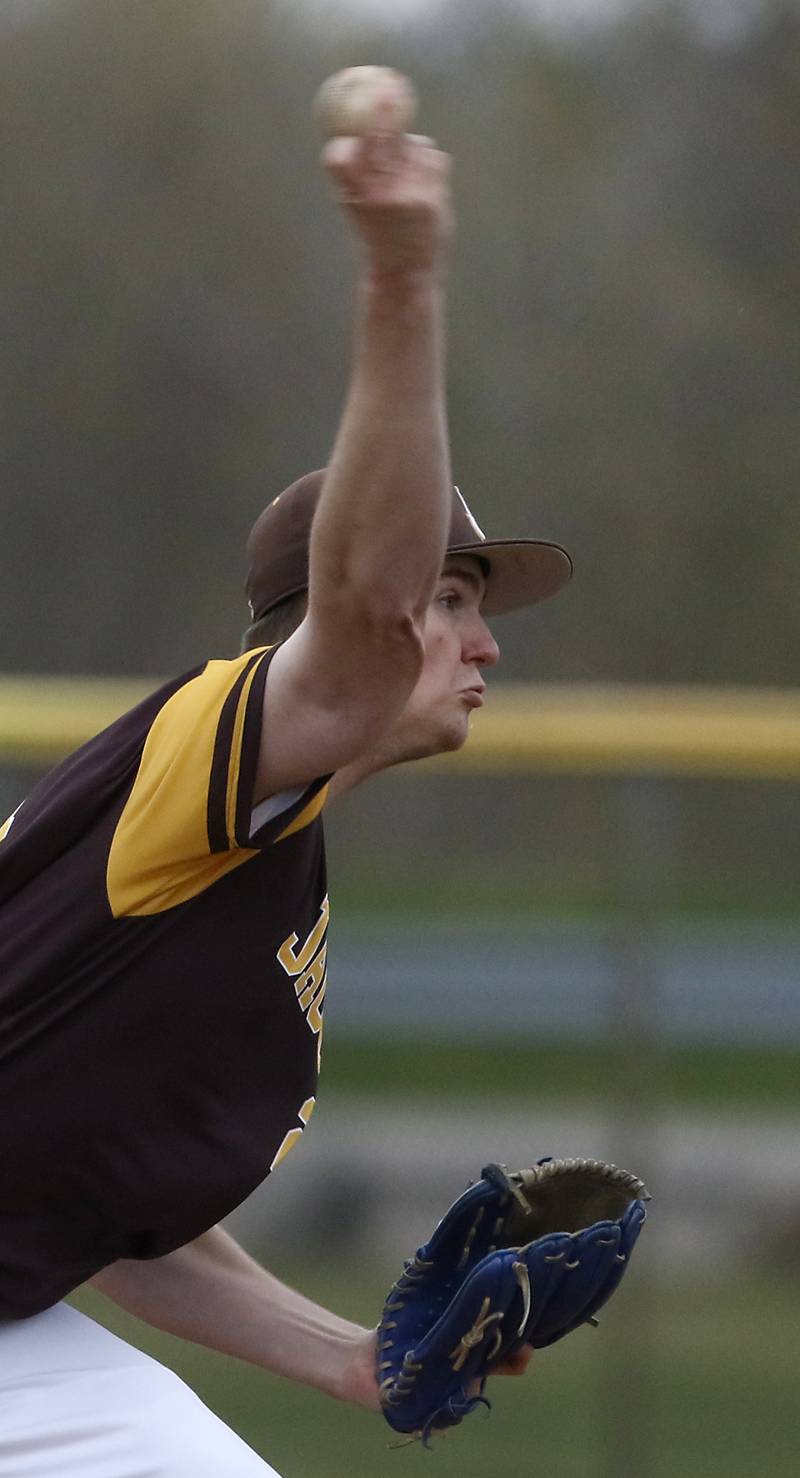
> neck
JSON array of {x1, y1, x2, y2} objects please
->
[
  {"x1": 327, "y1": 722, "x2": 450, "y2": 802},
  {"x1": 326, "y1": 751, "x2": 388, "y2": 803}
]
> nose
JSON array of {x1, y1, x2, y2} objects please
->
[{"x1": 466, "y1": 613, "x2": 500, "y2": 668}]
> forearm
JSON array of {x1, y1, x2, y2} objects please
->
[
  {"x1": 310, "y1": 270, "x2": 451, "y2": 623},
  {"x1": 307, "y1": 127, "x2": 454, "y2": 632},
  {"x1": 89, "y1": 1225, "x2": 379, "y2": 1410}
]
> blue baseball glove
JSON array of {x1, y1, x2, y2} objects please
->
[{"x1": 376, "y1": 1157, "x2": 650, "y2": 1445}]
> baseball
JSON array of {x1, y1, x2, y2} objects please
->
[{"x1": 313, "y1": 66, "x2": 418, "y2": 139}]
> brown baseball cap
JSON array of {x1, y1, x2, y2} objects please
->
[{"x1": 245, "y1": 469, "x2": 572, "y2": 621}]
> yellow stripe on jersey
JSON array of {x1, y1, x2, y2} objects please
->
[
  {"x1": 224, "y1": 655, "x2": 265, "y2": 849},
  {"x1": 107, "y1": 656, "x2": 263, "y2": 918}
]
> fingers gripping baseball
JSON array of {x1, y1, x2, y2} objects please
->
[
  {"x1": 316, "y1": 68, "x2": 452, "y2": 278},
  {"x1": 323, "y1": 136, "x2": 452, "y2": 276}
]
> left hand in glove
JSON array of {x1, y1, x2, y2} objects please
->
[{"x1": 376, "y1": 1156, "x2": 650, "y2": 1444}]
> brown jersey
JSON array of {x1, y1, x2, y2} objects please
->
[{"x1": 0, "y1": 648, "x2": 330, "y2": 1319}]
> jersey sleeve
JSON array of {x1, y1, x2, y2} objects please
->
[{"x1": 106, "y1": 649, "x2": 328, "y2": 918}]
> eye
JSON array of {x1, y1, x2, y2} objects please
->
[{"x1": 438, "y1": 589, "x2": 462, "y2": 611}]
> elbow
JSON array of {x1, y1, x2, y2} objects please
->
[
  {"x1": 372, "y1": 604, "x2": 426, "y2": 675},
  {"x1": 345, "y1": 601, "x2": 427, "y2": 713},
  {"x1": 313, "y1": 588, "x2": 427, "y2": 679},
  {"x1": 300, "y1": 592, "x2": 426, "y2": 757}
]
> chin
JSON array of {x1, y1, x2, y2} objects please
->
[
  {"x1": 427, "y1": 713, "x2": 472, "y2": 757},
  {"x1": 443, "y1": 722, "x2": 471, "y2": 754},
  {"x1": 384, "y1": 710, "x2": 471, "y2": 768}
]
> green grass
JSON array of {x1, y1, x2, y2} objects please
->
[
  {"x1": 72, "y1": 1264, "x2": 800, "y2": 1478},
  {"x1": 327, "y1": 869, "x2": 800, "y2": 922},
  {"x1": 320, "y1": 1035, "x2": 800, "y2": 1108}
]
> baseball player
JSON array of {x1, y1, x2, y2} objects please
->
[{"x1": 0, "y1": 125, "x2": 571, "y2": 1475}]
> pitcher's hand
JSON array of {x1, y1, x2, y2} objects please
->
[{"x1": 323, "y1": 124, "x2": 453, "y2": 281}]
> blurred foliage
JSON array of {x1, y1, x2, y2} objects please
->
[
  {"x1": 0, "y1": 0, "x2": 798, "y2": 687},
  {"x1": 1, "y1": 0, "x2": 798, "y2": 904},
  {"x1": 0, "y1": 0, "x2": 798, "y2": 902},
  {"x1": 72, "y1": 1260, "x2": 800, "y2": 1477}
]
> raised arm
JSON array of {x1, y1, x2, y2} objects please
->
[{"x1": 256, "y1": 116, "x2": 455, "y2": 797}]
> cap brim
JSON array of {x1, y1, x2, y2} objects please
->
[{"x1": 448, "y1": 539, "x2": 573, "y2": 616}]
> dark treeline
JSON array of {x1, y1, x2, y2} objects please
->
[
  {"x1": 1, "y1": 0, "x2": 798, "y2": 904},
  {"x1": 1, "y1": 0, "x2": 797, "y2": 683}
]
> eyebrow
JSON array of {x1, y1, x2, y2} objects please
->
[{"x1": 440, "y1": 561, "x2": 486, "y2": 595}]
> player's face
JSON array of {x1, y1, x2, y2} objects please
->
[{"x1": 385, "y1": 554, "x2": 500, "y2": 763}]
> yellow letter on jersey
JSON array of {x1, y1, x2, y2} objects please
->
[
  {"x1": 270, "y1": 1097, "x2": 316, "y2": 1172},
  {"x1": 277, "y1": 896, "x2": 330, "y2": 977}
]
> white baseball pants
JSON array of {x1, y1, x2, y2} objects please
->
[{"x1": 0, "y1": 1303, "x2": 281, "y2": 1477}]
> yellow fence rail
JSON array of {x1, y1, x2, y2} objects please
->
[
  {"x1": 2, "y1": 674, "x2": 800, "y2": 779},
  {"x1": 447, "y1": 682, "x2": 800, "y2": 780}
]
